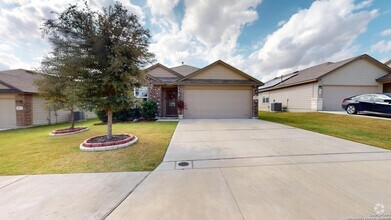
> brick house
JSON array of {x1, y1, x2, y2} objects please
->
[
  {"x1": 0, "y1": 69, "x2": 96, "y2": 129},
  {"x1": 144, "y1": 60, "x2": 263, "y2": 119}
]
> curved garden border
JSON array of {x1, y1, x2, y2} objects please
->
[
  {"x1": 49, "y1": 127, "x2": 89, "y2": 136},
  {"x1": 79, "y1": 134, "x2": 138, "y2": 152}
]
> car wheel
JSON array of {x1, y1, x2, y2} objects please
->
[{"x1": 346, "y1": 105, "x2": 357, "y2": 114}]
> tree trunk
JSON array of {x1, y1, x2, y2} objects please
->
[
  {"x1": 107, "y1": 109, "x2": 113, "y2": 140},
  {"x1": 70, "y1": 109, "x2": 75, "y2": 129}
]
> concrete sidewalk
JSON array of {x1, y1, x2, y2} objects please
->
[
  {"x1": 0, "y1": 172, "x2": 149, "y2": 219},
  {"x1": 108, "y1": 119, "x2": 391, "y2": 220}
]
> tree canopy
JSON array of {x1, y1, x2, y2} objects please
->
[{"x1": 41, "y1": 2, "x2": 154, "y2": 139}]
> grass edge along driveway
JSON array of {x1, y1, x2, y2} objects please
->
[
  {"x1": 0, "y1": 119, "x2": 177, "y2": 175},
  {"x1": 258, "y1": 111, "x2": 391, "y2": 151}
]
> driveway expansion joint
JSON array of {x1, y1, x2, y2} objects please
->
[
  {"x1": 164, "y1": 151, "x2": 391, "y2": 163},
  {"x1": 219, "y1": 168, "x2": 246, "y2": 220},
  {"x1": 0, "y1": 175, "x2": 29, "y2": 191},
  {"x1": 103, "y1": 172, "x2": 151, "y2": 220},
  {"x1": 292, "y1": 161, "x2": 374, "y2": 212}
]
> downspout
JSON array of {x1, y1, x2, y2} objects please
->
[{"x1": 47, "y1": 109, "x2": 51, "y2": 125}]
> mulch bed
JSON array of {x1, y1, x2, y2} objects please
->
[
  {"x1": 93, "y1": 119, "x2": 157, "y2": 126},
  {"x1": 82, "y1": 134, "x2": 135, "y2": 147},
  {"x1": 51, "y1": 126, "x2": 88, "y2": 134}
]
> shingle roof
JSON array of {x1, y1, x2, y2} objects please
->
[
  {"x1": 170, "y1": 65, "x2": 199, "y2": 76},
  {"x1": 377, "y1": 73, "x2": 391, "y2": 82},
  {"x1": 0, "y1": 69, "x2": 42, "y2": 93},
  {"x1": 258, "y1": 72, "x2": 298, "y2": 90},
  {"x1": 176, "y1": 60, "x2": 263, "y2": 85},
  {"x1": 259, "y1": 54, "x2": 390, "y2": 92},
  {"x1": 146, "y1": 60, "x2": 263, "y2": 86}
]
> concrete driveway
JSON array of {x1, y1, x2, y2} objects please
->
[{"x1": 108, "y1": 119, "x2": 391, "y2": 220}]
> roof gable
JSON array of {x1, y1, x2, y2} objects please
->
[
  {"x1": 145, "y1": 63, "x2": 183, "y2": 78},
  {"x1": 170, "y1": 64, "x2": 199, "y2": 76},
  {"x1": 177, "y1": 60, "x2": 262, "y2": 85}
]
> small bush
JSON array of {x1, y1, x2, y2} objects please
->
[
  {"x1": 95, "y1": 106, "x2": 141, "y2": 123},
  {"x1": 141, "y1": 100, "x2": 158, "y2": 119},
  {"x1": 95, "y1": 110, "x2": 108, "y2": 123}
]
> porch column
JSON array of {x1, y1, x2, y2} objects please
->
[
  {"x1": 147, "y1": 82, "x2": 163, "y2": 117},
  {"x1": 177, "y1": 85, "x2": 184, "y2": 101}
]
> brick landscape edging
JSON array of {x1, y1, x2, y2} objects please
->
[
  {"x1": 49, "y1": 127, "x2": 89, "y2": 136},
  {"x1": 79, "y1": 134, "x2": 138, "y2": 152}
]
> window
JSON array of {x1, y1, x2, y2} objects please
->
[
  {"x1": 134, "y1": 87, "x2": 148, "y2": 99},
  {"x1": 358, "y1": 94, "x2": 374, "y2": 102},
  {"x1": 262, "y1": 95, "x2": 269, "y2": 103},
  {"x1": 374, "y1": 94, "x2": 390, "y2": 103}
]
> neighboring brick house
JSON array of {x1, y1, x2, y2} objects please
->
[
  {"x1": 145, "y1": 60, "x2": 263, "y2": 119},
  {"x1": 0, "y1": 69, "x2": 96, "y2": 129}
]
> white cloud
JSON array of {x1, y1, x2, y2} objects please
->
[
  {"x1": 0, "y1": 0, "x2": 144, "y2": 70},
  {"x1": 0, "y1": 52, "x2": 30, "y2": 70},
  {"x1": 245, "y1": 0, "x2": 377, "y2": 80},
  {"x1": 371, "y1": 40, "x2": 391, "y2": 53},
  {"x1": 380, "y1": 29, "x2": 391, "y2": 36},
  {"x1": 146, "y1": 0, "x2": 180, "y2": 17},
  {"x1": 148, "y1": 0, "x2": 261, "y2": 67},
  {"x1": 277, "y1": 20, "x2": 286, "y2": 27}
]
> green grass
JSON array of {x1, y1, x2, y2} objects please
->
[
  {"x1": 0, "y1": 119, "x2": 177, "y2": 175},
  {"x1": 258, "y1": 111, "x2": 391, "y2": 150}
]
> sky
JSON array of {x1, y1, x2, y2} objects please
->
[{"x1": 0, "y1": 0, "x2": 390, "y2": 81}]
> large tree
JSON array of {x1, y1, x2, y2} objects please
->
[
  {"x1": 35, "y1": 54, "x2": 84, "y2": 129},
  {"x1": 42, "y1": 2, "x2": 154, "y2": 139}
]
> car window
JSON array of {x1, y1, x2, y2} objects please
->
[
  {"x1": 358, "y1": 94, "x2": 374, "y2": 102},
  {"x1": 374, "y1": 94, "x2": 391, "y2": 103}
]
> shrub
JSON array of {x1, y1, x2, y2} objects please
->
[
  {"x1": 113, "y1": 109, "x2": 132, "y2": 121},
  {"x1": 176, "y1": 100, "x2": 186, "y2": 114},
  {"x1": 95, "y1": 106, "x2": 141, "y2": 123},
  {"x1": 141, "y1": 100, "x2": 158, "y2": 119},
  {"x1": 95, "y1": 110, "x2": 108, "y2": 123}
]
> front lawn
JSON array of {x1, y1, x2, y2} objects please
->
[
  {"x1": 0, "y1": 119, "x2": 177, "y2": 175},
  {"x1": 259, "y1": 111, "x2": 391, "y2": 150}
]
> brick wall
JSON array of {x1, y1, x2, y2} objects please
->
[
  {"x1": 147, "y1": 80, "x2": 162, "y2": 117},
  {"x1": 252, "y1": 86, "x2": 258, "y2": 118},
  {"x1": 15, "y1": 94, "x2": 33, "y2": 126},
  {"x1": 177, "y1": 85, "x2": 184, "y2": 101}
]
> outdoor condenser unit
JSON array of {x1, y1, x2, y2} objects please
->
[{"x1": 271, "y1": 103, "x2": 282, "y2": 112}]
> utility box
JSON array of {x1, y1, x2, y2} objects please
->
[
  {"x1": 271, "y1": 103, "x2": 282, "y2": 112},
  {"x1": 73, "y1": 111, "x2": 85, "y2": 121}
]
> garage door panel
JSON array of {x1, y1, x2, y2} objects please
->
[
  {"x1": 323, "y1": 86, "x2": 379, "y2": 111},
  {"x1": 184, "y1": 87, "x2": 252, "y2": 119},
  {"x1": 0, "y1": 97, "x2": 17, "y2": 128}
]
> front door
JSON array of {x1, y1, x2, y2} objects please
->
[{"x1": 165, "y1": 90, "x2": 178, "y2": 116}]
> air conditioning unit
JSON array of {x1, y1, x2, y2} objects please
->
[
  {"x1": 73, "y1": 111, "x2": 85, "y2": 121},
  {"x1": 271, "y1": 103, "x2": 282, "y2": 112}
]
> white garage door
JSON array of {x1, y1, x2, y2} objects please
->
[
  {"x1": 323, "y1": 85, "x2": 379, "y2": 111},
  {"x1": 0, "y1": 96, "x2": 17, "y2": 128},
  {"x1": 184, "y1": 86, "x2": 252, "y2": 119}
]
